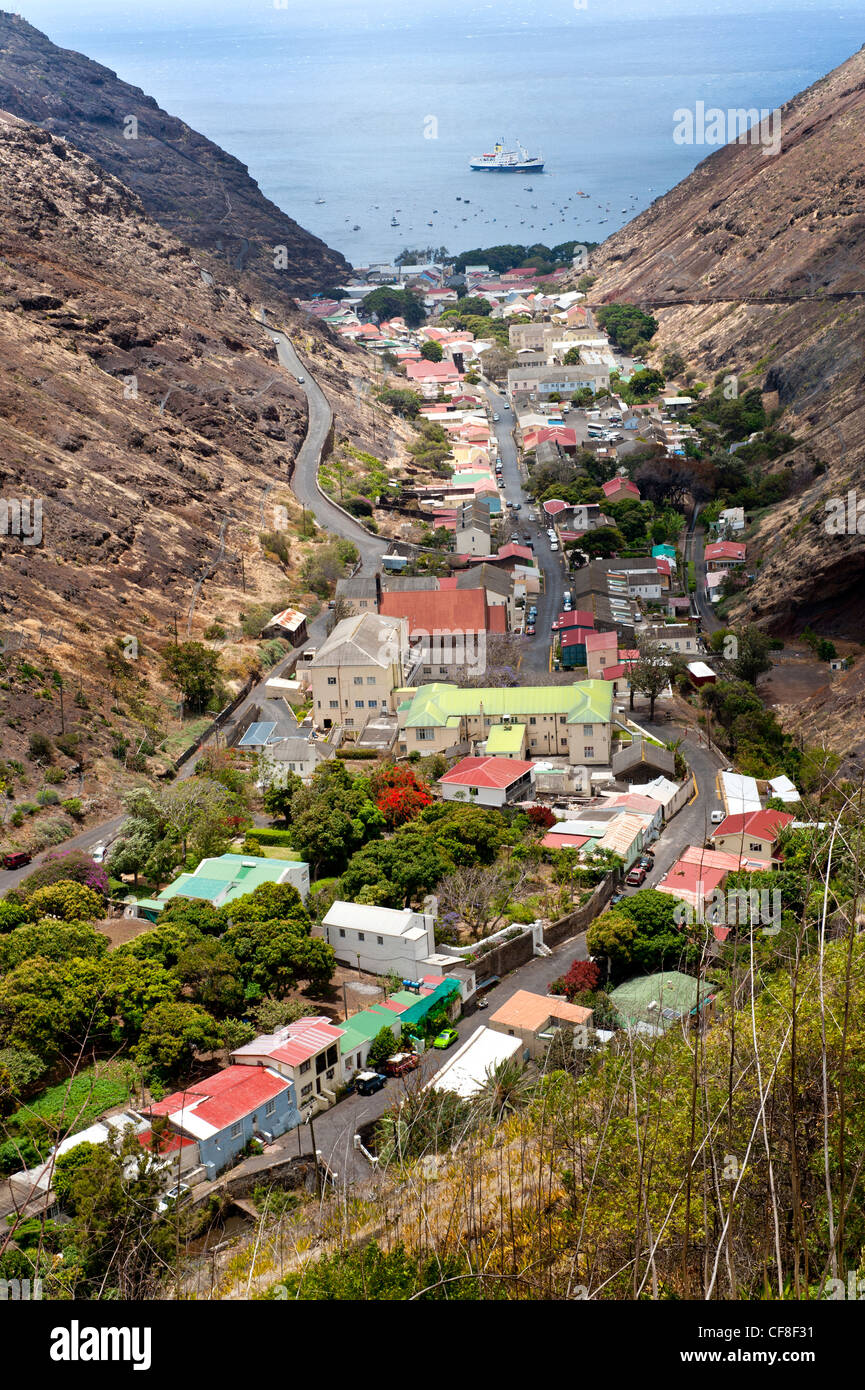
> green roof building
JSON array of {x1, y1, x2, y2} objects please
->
[
  {"x1": 609, "y1": 971, "x2": 720, "y2": 1035},
  {"x1": 398, "y1": 679, "x2": 613, "y2": 762},
  {"x1": 485, "y1": 722, "x2": 527, "y2": 757},
  {"x1": 134, "y1": 853, "x2": 310, "y2": 922}
]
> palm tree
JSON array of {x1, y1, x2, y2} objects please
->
[{"x1": 471, "y1": 1057, "x2": 534, "y2": 1126}]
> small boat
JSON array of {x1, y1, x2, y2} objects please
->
[
  {"x1": 315, "y1": 197, "x2": 325, "y2": 204},
  {"x1": 352, "y1": 224, "x2": 360, "y2": 231},
  {"x1": 391, "y1": 217, "x2": 399, "y2": 226}
]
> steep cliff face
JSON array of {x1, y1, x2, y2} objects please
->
[
  {"x1": 584, "y1": 46, "x2": 865, "y2": 639},
  {"x1": 0, "y1": 10, "x2": 350, "y2": 297},
  {"x1": 581, "y1": 47, "x2": 865, "y2": 762}
]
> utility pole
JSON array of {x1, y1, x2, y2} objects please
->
[{"x1": 173, "y1": 613, "x2": 179, "y2": 645}]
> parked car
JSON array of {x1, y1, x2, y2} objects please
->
[
  {"x1": 626, "y1": 865, "x2": 648, "y2": 887},
  {"x1": 550, "y1": 541, "x2": 559, "y2": 551},
  {"x1": 91, "y1": 844, "x2": 106, "y2": 865},
  {"x1": 710, "y1": 809, "x2": 725, "y2": 824},
  {"x1": 432, "y1": 1027, "x2": 459, "y2": 1050},
  {"x1": 610, "y1": 891, "x2": 625, "y2": 907},
  {"x1": 2, "y1": 851, "x2": 31, "y2": 871},
  {"x1": 512, "y1": 502, "x2": 522, "y2": 511},
  {"x1": 157, "y1": 1183, "x2": 190, "y2": 1213},
  {"x1": 384, "y1": 1052, "x2": 420, "y2": 1078},
  {"x1": 296, "y1": 375, "x2": 305, "y2": 384},
  {"x1": 493, "y1": 413, "x2": 500, "y2": 421},
  {"x1": 354, "y1": 1070, "x2": 387, "y2": 1096},
  {"x1": 525, "y1": 624, "x2": 536, "y2": 636}
]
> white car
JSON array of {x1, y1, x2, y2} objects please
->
[
  {"x1": 91, "y1": 844, "x2": 106, "y2": 865},
  {"x1": 296, "y1": 375, "x2": 305, "y2": 384},
  {"x1": 550, "y1": 541, "x2": 559, "y2": 551},
  {"x1": 493, "y1": 413, "x2": 500, "y2": 421}
]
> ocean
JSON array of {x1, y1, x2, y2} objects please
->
[{"x1": 16, "y1": 0, "x2": 865, "y2": 266}]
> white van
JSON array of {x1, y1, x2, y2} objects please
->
[
  {"x1": 710, "y1": 809, "x2": 725, "y2": 824},
  {"x1": 550, "y1": 540, "x2": 559, "y2": 552}
]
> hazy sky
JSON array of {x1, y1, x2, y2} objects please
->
[{"x1": 14, "y1": 0, "x2": 865, "y2": 32}]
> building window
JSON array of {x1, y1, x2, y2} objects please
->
[
  {"x1": 339, "y1": 928, "x2": 346, "y2": 938},
  {"x1": 377, "y1": 936, "x2": 384, "y2": 945},
  {"x1": 529, "y1": 716, "x2": 536, "y2": 725},
  {"x1": 423, "y1": 666, "x2": 432, "y2": 675},
  {"x1": 301, "y1": 1083, "x2": 313, "y2": 1098},
  {"x1": 265, "y1": 1099, "x2": 276, "y2": 1117},
  {"x1": 355, "y1": 700, "x2": 364, "y2": 709},
  {"x1": 417, "y1": 728, "x2": 435, "y2": 741},
  {"x1": 584, "y1": 746, "x2": 594, "y2": 759},
  {"x1": 559, "y1": 716, "x2": 566, "y2": 724},
  {"x1": 327, "y1": 676, "x2": 336, "y2": 686},
  {"x1": 354, "y1": 676, "x2": 363, "y2": 685},
  {"x1": 300, "y1": 1059, "x2": 311, "y2": 1074},
  {"x1": 583, "y1": 724, "x2": 593, "y2": 736},
  {"x1": 366, "y1": 676, "x2": 377, "y2": 685},
  {"x1": 439, "y1": 666, "x2": 449, "y2": 675},
  {"x1": 357, "y1": 932, "x2": 365, "y2": 942},
  {"x1": 329, "y1": 700, "x2": 338, "y2": 709},
  {"x1": 345, "y1": 718, "x2": 354, "y2": 726},
  {"x1": 230, "y1": 1122, "x2": 242, "y2": 1139},
  {"x1": 368, "y1": 700, "x2": 377, "y2": 708}
]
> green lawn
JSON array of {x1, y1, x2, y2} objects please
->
[{"x1": 10, "y1": 1060, "x2": 135, "y2": 1145}]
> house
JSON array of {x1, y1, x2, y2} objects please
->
[
  {"x1": 398, "y1": 680, "x2": 613, "y2": 761},
  {"x1": 263, "y1": 607, "x2": 308, "y2": 646},
  {"x1": 596, "y1": 811, "x2": 649, "y2": 867},
  {"x1": 602, "y1": 477, "x2": 641, "y2": 503},
  {"x1": 341, "y1": 979, "x2": 462, "y2": 1082},
  {"x1": 310, "y1": 612, "x2": 408, "y2": 730},
  {"x1": 335, "y1": 574, "x2": 381, "y2": 614},
  {"x1": 704, "y1": 541, "x2": 746, "y2": 570},
  {"x1": 655, "y1": 845, "x2": 761, "y2": 911},
  {"x1": 711, "y1": 809, "x2": 795, "y2": 863},
  {"x1": 645, "y1": 622, "x2": 698, "y2": 655},
  {"x1": 320, "y1": 901, "x2": 437, "y2": 978},
  {"x1": 603, "y1": 792, "x2": 664, "y2": 838},
  {"x1": 720, "y1": 771, "x2": 762, "y2": 816},
  {"x1": 439, "y1": 755, "x2": 535, "y2": 807},
  {"x1": 768, "y1": 775, "x2": 800, "y2": 805},
  {"x1": 687, "y1": 661, "x2": 716, "y2": 687},
  {"x1": 381, "y1": 587, "x2": 506, "y2": 682},
  {"x1": 232, "y1": 1016, "x2": 345, "y2": 1112},
  {"x1": 456, "y1": 562, "x2": 514, "y2": 623},
  {"x1": 597, "y1": 557, "x2": 663, "y2": 602},
  {"x1": 428, "y1": 1026, "x2": 523, "y2": 1099},
  {"x1": 484, "y1": 721, "x2": 528, "y2": 758},
  {"x1": 639, "y1": 774, "x2": 692, "y2": 819},
  {"x1": 609, "y1": 971, "x2": 719, "y2": 1036},
  {"x1": 559, "y1": 626, "x2": 595, "y2": 669},
  {"x1": 132, "y1": 852, "x2": 310, "y2": 920},
  {"x1": 145, "y1": 1067, "x2": 300, "y2": 1178},
  {"x1": 256, "y1": 737, "x2": 330, "y2": 782},
  {"x1": 454, "y1": 497, "x2": 492, "y2": 557},
  {"x1": 507, "y1": 363, "x2": 610, "y2": 398},
  {"x1": 489, "y1": 989, "x2": 593, "y2": 1059},
  {"x1": 584, "y1": 629, "x2": 619, "y2": 679},
  {"x1": 611, "y1": 738, "x2": 676, "y2": 784}
]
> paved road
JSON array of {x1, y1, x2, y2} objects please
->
[
  {"x1": 227, "y1": 925, "x2": 591, "y2": 1187},
  {"x1": 264, "y1": 324, "x2": 386, "y2": 575},
  {"x1": 484, "y1": 383, "x2": 564, "y2": 672},
  {"x1": 617, "y1": 710, "x2": 728, "y2": 899},
  {"x1": 684, "y1": 506, "x2": 722, "y2": 635}
]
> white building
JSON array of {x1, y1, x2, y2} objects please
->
[
  {"x1": 320, "y1": 901, "x2": 437, "y2": 978},
  {"x1": 721, "y1": 771, "x2": 762, "y2": 816},
  {"x1": 428, "y1": 1026, "x2": 522, "y2": 1099}
]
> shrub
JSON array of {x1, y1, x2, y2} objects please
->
[
  {"x1": 27, "y1": 733, "x2": 53, "y2": 763},
  {"x1": 240, "y1": 605, "x2": 274, "y2": 638},
  {"x1": 24, "y1": 881, "x2": 104, "y2": 922},
  {"x1": 34, "y1": 820, "x2": 73, "y2": 848},
  {"x1": 204, "y1": 622, "x2": 227, "y2": 641},
  {"x1": 44, "y1": 767, "x2": 66, "y2": 785},
  {"x1": 335, "y1": 747, "x2": 378, "y2": 760},
  {"x1": 243, "y1": 828, "x2": 296, "y2": 847},
  {"x1": 527, "y1": 805, "x2": 556, "y2": 830},
  {"x1": 36, "y1": 788, "x2": 60, "y2": 806},
  {"x1": 9, "y1": 809, "x2": 24, "y2": 827},
  {"x1": 61, "y1": 798, "x2": 84, "y2": 820},
  {"x1": 13, "y1": 850, "x2": 109, "y2": 898}
]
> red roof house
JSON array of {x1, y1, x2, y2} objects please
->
[{"x1": 440, "y1": 756, "x2": 535, "y2": 806}]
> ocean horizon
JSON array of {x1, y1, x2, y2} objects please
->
[{"x1": 14, "y1": 0, "x2": 865, "y2": 266}]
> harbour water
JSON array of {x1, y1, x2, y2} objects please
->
[{"x1": 18, "y1": 0, "x2": 865, "y2": 264}]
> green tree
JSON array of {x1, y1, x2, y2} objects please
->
[
  {"x1": 366, "y1": 1026, "x2": 398, "y2": 1068},
  {"x1": 134, "y1": 1000, "x2": 224, "y2": 1079},
  {"x1": 160, "y1": 641, "x2": 221, "y2": 713},
  {"x1": 0, "y1": 921, "x2": 107, "y2": 971},
  {"x1": 420, "y1": 339, "x2": 443, "y2": 362},
  {"x1": 173, "y1": 939, "x2": 246, "y2": 1017},
  {"x1": 24, "y1": 881, "x2": 103, "y2": 923}
]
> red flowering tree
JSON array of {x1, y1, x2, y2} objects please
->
[
  {"x1": 527, "y1": 805, "x2": 556, "y2": 830},
  {"x1": 552, "y1": 959, "x2": 600, "y2": 1002},
  {"x1": 371, "y1": 764, "x2": 433, "y2": 829}
]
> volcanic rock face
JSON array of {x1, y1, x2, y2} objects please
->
[
  {"x1": 0, "y1": 111, "x2": 306, "y2": 684},
  {"x1": 0, "y1": 10, "x2": 350, "y2": 297},
  {"x1": 582, "y1": 47, "x2": 865, "y2": 761}
]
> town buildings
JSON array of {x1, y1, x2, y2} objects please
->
[
  {"x1": 310, "y1": 612, "x2": 409, "y2": 730},
  {"x1": 398, "y1": 680, "x2": 614, "y2": 760}
]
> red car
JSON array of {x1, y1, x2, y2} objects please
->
[
  {"x1": 626, "y1": 865, "x2": 647, "y2": 887},
  {"x1": 2, "y1": 851, "x2": 31, "y2": 871},
  {"x1": 384, "y1": 1052, "x2": 420, "y2": 1078},
  {"x1": 525, "y1": 624, "x2": 536, "y2": 636}
]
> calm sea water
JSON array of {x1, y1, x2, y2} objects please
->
[{"x1": 17, "y1": 0, "x2": 865, "y2": 265}]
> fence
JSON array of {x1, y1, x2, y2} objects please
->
[{"x1": 170, "y1": 674, "x2": 257, "y2": 772}]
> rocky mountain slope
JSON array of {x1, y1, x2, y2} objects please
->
[
  {"x1": 0, "y1": 109, "x2": 384, "y2": 831},
  {"x1": 0, "y1": 11, "x2": 349, "y2": 298},
  {"x1": 583, "y1": 46, "x2": 865, "y2": 759}
]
